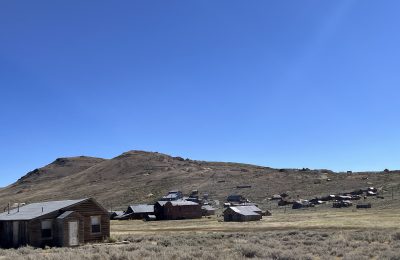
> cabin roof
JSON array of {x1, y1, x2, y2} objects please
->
[
  {"x1": 201, "y1": 205, "x2": 216, "y2": 211},
  {"x1": 162, "y1": 194, "x2": 180, "y2": 200},
  {"x1": 169, "y1": 200, "x2": 198, "y2": 206},
  {"x1": 156, "y1": 201, "x2": 169, "y2": 206},
  {"x1": 229, "y1": 206, "x2": 261, "y2": 216},
  {"x1": 57, "y1": 211, "x2": 75, "y2": 219},
  {"x1": 128, "y1": 204, "x2": 154, "y2": 213},
  {"x1": 0, "y1": 199, "x2": 87, "y2": 221}
]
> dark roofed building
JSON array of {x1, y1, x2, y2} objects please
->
[{"x1": 0, "y1": 198, "x2": 109, "y2": 248}]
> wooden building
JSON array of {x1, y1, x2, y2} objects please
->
[
  {"x1": 154, "y1": 200, "x2": 202, "y2": 220},
  {"x1": 224, "y1": 206, "x2": 262, "y2": 222},
  {"x1": 109, "y1": 211, "x2": 124, "y2": 220},
  {"x1": 115, "y1": 205, "x2": 154, "y2": 220},
  {"x1": 201, "y1": 205, "x2": 216, "y2": 216},
  {"x1": 0, "y1": 198, "x2": 109, "y2": 248}
]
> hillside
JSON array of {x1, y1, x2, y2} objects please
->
[{"x1": 1, "y1": 150, "x2": 400, "y2": 210}]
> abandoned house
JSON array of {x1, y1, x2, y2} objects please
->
[
  {"x1": 116, "y1": 204, "x2": 154, "y2": 220},
  {"x1": 154, "y1": 200, "x2": 202, "y2": 220},
  {"x1": 224, "y1": 205, "x2": 262, "y2": 222},
  {"x1": 201, "y1": 205, "x2": 216, "y2": 216},
  {"x1": 0, "y1": 198, "x2": 110, "y2": 248}
]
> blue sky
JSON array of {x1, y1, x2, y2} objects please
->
[{"x1": 1, "y1": 1, "x2": 399, "y2": 186}]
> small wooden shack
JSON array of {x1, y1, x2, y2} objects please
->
[
  {"x1": 116, "y1": 204, "x2": 154, "y2": 220},
  {"x1": 224, "y1": 206, "x2": 262, "y2": 222},
  {"x1": 0, "y1": 198, "x2": 109, "y2": 248},
  {"x1": 154, "y1": 200, "x2": 202, "y2": 220},
  {"x1": 201, "y1": 205, "x2": 216, "y2": 216}
]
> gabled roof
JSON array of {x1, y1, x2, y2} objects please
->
[
  {"x1": 156, "y1": 201, "x2": 169, "y2": 206},
  {"x1": 237, "y1": 205, "x2": 262, "y2": 212},
  {"x1": 169, "y1": 200, "x2": 199, "y2": 206},
  {"x1": 128, "y1": 204, "x2": 154, "y2": 213},
  {"x1": 109, "y1": 211, "x2": 124, "y2": 216},
  {"x1": 157, "y1": 200, "x2": 198, "y2": 206},
  {"x1": 228, "y1": 206, "x2": 261, "y2": 216},
  {"x1": 57, "y1": 211, "x2": 75, "y2": 219},
  {"x1": 0, "y1": 199, "x2": 88, "y2": 221}
]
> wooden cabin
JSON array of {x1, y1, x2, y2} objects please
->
[
  {"x1": 0, "y1": 198, "x2": 109, "y2": 248},
  {"x1": 115, "y1": 205, "x2": 154, "y2": 220},
  {"x1": 154, "y1": 200, "x2": 202, "y2": 220},
  {"x1": 201, "y1": 205, "x2": 216, "y2": 216},
  {"x1": 224, "y1": 206, "x2": 262, "y2": 222}
]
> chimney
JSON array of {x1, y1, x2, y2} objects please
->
[
  {"x1": 7, "y1": 203, "x2": 10, "y2": 214},
  {"x1": 17, "y1": 203, "x2": 20, "y2": 212},
  {"x1": 42, "y1": 207, "x2": 44, "y2": 213}
]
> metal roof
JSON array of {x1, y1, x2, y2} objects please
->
[
  {"x1": 57, "y1": 211, "x2": 75, "y2": 219},
  {"x1": 156, "y1": 201, "x2": 169, "y2": 206},
  {"x1": 169, "y1": 200, "x2": 198, "y2": 206},
  {"x1": 129, "y1": 204, "x2": 154, "y2": 213},
  {"x1": 109, "y1": 211, "x2": 124, "y2": 216},
  {"x1": 0, "y1": 199, "x2": 87, "y2": 221},
  {"x1": 201, "y1": 205, "x2": 216, "y2": 211},
  {"x1": 162, "y1": 194, "x2": 180, "y2": 200},
  {"x1": 229, "y1": 206, "x2": 261, "y2": 216}
]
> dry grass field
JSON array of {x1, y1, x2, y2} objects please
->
[{"x1": 1, "y1": 208, "x2": 400, "y2": 260}]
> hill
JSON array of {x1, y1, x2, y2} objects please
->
[{"x1": 1, "y1": 150, "x2": 400, "y2": 210}]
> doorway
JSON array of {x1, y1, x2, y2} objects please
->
[{"x1": 68, "y1": 221, "x2": 79, "y2": 246}]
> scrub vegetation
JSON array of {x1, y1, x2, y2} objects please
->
[{"x1": 1, "y1": 230, "x2": 400, "y2": 260}]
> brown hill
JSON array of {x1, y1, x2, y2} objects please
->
[{"x1": 1, "y1": 150, "x2": 399, "y2": 210}]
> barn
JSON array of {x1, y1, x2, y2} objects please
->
[
  {"x1": 224, "y1": 206, "x2": 262, "y2": 222},
  {"x1": 0, "y1": 198, "x2": 109, "y2": 248},
  {"x1": 154, "y1": 200, "x2": 202, "y2": 220}
]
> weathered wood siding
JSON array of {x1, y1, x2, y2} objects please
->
[
  {"x1": 67, "y1": 199, "x2": 110, "y2": 243},
  {"x1": 0, "y1": 221, "x2": 28, "y2": 248},
  {"x1": 223, "y1": 208, "x2": 262, "y2": 222},
  {"x1": 163, "y1": 203, "x2": 202, "y2": 220},
  {"x1": 57, "y1": 212, "x2": 84, "y2": 247},
  {"x1": 0, "y1": 198, "x2": 109, "y2": 248}
]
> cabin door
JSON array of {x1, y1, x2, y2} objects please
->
[
  {"x1": 68, "y1": 221, "x2": 79, "y2": 246},
  {"x1": 12, "y1": 221, "x2": 19, "y2": 246}
]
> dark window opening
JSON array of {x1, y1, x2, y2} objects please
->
[
  {"x1": 91, "y1": 224, "x2": 101, "y2": 233},
  {"x1": 42, "y1": 229, "x2": 52, "y2": 238}
]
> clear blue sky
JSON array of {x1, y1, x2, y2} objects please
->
[{"x1": 1, "y1": 1, "x2": 399, "y2": 186}]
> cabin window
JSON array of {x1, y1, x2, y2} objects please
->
[
  {"x1": 41, "y1": 220, "x2": 53, "y2": 239},
  {"x1": 90, "y1": 216, "x2": 101, "y2": 234}
]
